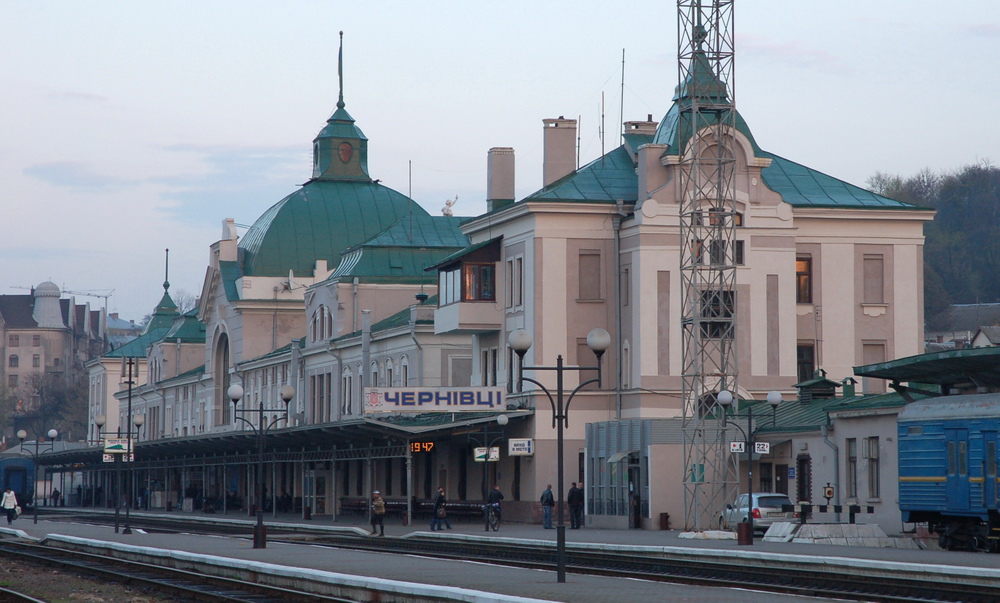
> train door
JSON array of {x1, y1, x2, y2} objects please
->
[
  {"x1": 983, "y1": 432, "x2": 998, "y2": 510},
  {"x1": 945, "y1": 428, "x2": 970, "y2": 511}
]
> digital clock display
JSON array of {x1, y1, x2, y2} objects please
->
[{"x1": 411, "y1": 441, "x2": 435, "y2": 453}]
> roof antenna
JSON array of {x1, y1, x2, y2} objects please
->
[
  {"x1": 619, "y1": 48, "x2": 626, "y2": 145},
  {"x1": 337, "y1": 31, "x2": 345, "y2": 110},
  {"x1": 163, "y1": 248, "x2": 170, "y2": 293}
]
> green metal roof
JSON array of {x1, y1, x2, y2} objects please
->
[
  {"x1": 162, "y1": 310, "x2": 206, "y2": 343},
  {"x1": 155, "y1": 365, "x2": 206, "y2": 388},
  {"x1": 218, "y1": 261, "x2": 242, "y2": 302},
  {"x1": 854, "y1": 346, "x2": 1000, "y2": 388},
  {"x1": 828, "y1": 388, "x2": 939, "y2": 414},
  {"x1": 326, "y1": 216, "x2": 469, "y2": 283},
  {"x1": 238, "y1": 180, "x2": 429, "y2": 278},
  {"x1": 357, "y1": 215, "x2": 469, "y2": 249},
  {"x1": 522, "y1": 146, "x2": 638, "y2": 204},
  {"x1": 623, "y1": 133, "x2": 654, "y2": 154},
  {"x1": 759, "y1": 153, "x2": 927, "y2": 210},
  {"x1": 425, "y1": 237, "x2": 500, "y2": 272}
]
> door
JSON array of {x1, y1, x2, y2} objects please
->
[
  {"x1": 984, "y1": 433, "x2": 998, "y2": 510},
  {"x1": 775, "y1": 464, "x2": 788, "y2": 495},
  {"x1": 945, "y1": 428, "x2": 970, "y2": 511},
  {"x1": 628, "y1": 464, "x2": 641, "y2": 529}
]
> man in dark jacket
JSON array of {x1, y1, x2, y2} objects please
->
[
  {"x1": 567, "y1": 482, "x2": 584, "y2": 529},
  {"x1": 540, "y1": 484, "x2": 555, "y2": 529}
]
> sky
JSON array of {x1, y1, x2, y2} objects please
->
[{"x1": 2, "y1": 1, "x2": 998, "y2": 322}]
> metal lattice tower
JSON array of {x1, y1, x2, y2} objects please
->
[{"x1": 677, "y1": 0, "x2": 740, "y2": 531}]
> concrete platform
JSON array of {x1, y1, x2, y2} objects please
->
[{"x1": 0, "y1": 509, "x2": 990, "y2": 603}]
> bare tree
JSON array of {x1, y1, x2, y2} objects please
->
[{"x1": 14, "y1": 373, "x2": 87, "y2": 442}]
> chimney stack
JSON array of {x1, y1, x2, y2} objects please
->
[
  {"x1": 486, "y1": 147, "x2": 515, "y2": 212},
  {"x1": 543, "y1": 117, "x2": 577, "y2": 187}
]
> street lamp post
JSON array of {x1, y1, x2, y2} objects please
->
[
  {"x1": 467, "y1": 414, "x2": 508, "y2": 531},
  {"x1": 94, "y1": 414, "x2": 124, "y2": 533},
  {"x1": 122, "y1": 414, "x2": 145, "y2": 535},
  {"x1": 16, "y1": 428, "x2": 58, "y2": 524},
  {"x1": 508, "y1": 327, "x2": 610, "y2": 583},
  {"x1": 717, "y1": 389, "x2": 782, "y2": 542},
  {"x1": 228, "y1": 383, "x2": 295, "y2": 549}
]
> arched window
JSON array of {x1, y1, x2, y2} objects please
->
[
  {"x1": 370, "y1": 361, "x2": 379, "y2": 389},
  {"x1": 8, "y1": 355, "x2": 18, "y2": 368},
  {"x1": 385, "y1": 359, "x2": 394, "y2": 388},
  {"x1": 214, "y1": 331, "x2": 231, "y2": 426},
  {"x1": 324, "y1": 306, "x2": 334, "y2": 339},
  {"x1": 342, "y1": 367, "x2": 353, "y2": 415},
  {"x1": 622, "y1": 341, "x2": 631, "y2": 390},
  {"x1": 400, "y1": 356, "x2": 409, "y2": 387}
]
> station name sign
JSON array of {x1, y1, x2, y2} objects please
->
[{"x1": 364, "y1": 387, "x2": 506, "y2": 413}]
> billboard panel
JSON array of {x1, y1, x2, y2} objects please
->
[{"x1": 364, "y1": 387, "x2": 506, "y2": 413}]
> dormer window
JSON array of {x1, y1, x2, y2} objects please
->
[{"x1": 431, "y1": 237, "x2": 502, "y2": 307}]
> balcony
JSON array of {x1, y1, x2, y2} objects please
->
[{"x1": 434, "y1": 301, "x2": 502, "y2": 334}]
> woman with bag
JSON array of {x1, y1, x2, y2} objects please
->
[
  {"x1": 430, "y1": 487, "x2": 452, "y2": 531},
  {"x1": 2, "y1": 488, "x2": 18, "y2": 525}
]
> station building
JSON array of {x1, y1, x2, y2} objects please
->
[{"x1": 46, "y1": 49, "x2": 934, "y2": 533}]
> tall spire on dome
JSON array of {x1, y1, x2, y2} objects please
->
[
  {"x1": 311, "y1": 30, "x2": 371, "y2": 181},
  {"x1": 153, "y1": 248, "x2": 178, "y2": 316},
  {"x1": 163, "y1": 248, "x2": 170, "y2": 293},
  {"x1": 337, "y1": 30, "x2": 345, "y2": 111}
]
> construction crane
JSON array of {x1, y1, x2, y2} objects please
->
[{"x1": 11, "y1": 286, "x2": 115, "y2": 313}]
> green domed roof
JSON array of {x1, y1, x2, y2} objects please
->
[{"x1": 238, "y1": 180, "x2": 430, "y2": 277}]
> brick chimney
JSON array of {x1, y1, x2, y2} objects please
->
[
  {"x1": 543, "y1": 117, "x2": 577, "y2": 187},
  {"x1": 487, "y1": 147, "x2": 515, "y2": 212}
]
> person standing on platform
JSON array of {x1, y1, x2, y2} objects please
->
[
  {"x1": 568, "y1": 482, "x2": 584, "y2": 529},
  {"x1": 431, "y1": 487, "x2": 453, "y2": 530},
  {"x1": 370, "y1": 491, "x2": 386, "y2": 536},
  {"x1": 2, "y1": 488, "x2": 18, "y2": 525},
  {"x1": 540, "y1": 484, "x2": 555, "y2": 529}
]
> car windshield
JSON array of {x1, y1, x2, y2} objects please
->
[{"x1": 757, "y1": 496, "x2": 791, "y2": 508}]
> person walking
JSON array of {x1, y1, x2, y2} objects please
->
[
  {"x1": 540, "y1": 484, "x2": 555, "y2": 529},
  {"x1": 568, "y1": 482, "x2": 584, "y2": 529},
  {"x1": 2, "y1": 488, "x2": 18, "y2": 525},
  {"x1": 487, "y1": 484, "x2": 504, "y2": 522},
  {"x1": 370, "y1": 490, "x2": 386, "y2": 536},
  {"x1": 430, "y1": 487, "x2": 453, "y2": 531}
]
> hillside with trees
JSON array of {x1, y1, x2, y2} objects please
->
[{"x1": 868, "y1": 161, "x2": 1000, "y2": 323}]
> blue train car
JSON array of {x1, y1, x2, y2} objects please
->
[
  {"x1": 0, "y1": 457, "x2": 34, "y2": 507},
  {"x1": 898, "y1": 394, "x2": 1000, "y2": 551}
]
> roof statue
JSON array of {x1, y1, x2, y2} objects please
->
[{"x1": 442, "y1": 196, "x2": 457, "y2": 217}]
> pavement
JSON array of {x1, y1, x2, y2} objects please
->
[{"x1": 1, "y1": 509, "x2": 995, "y2": 603}]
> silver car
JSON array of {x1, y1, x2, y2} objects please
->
[{"x1": 719, "y1": 492, "x2": 796, "y2": 532}]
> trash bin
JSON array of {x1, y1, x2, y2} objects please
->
[
  {"x1": 659, "y1": 512, "x2": 670, "y2": 530},
  {"x1": 736, "y1": 521, "x2": 753, "y2": 545}
]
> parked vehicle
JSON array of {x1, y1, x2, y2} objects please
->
[
  {"x1": 898, "y1": 394, "x2": 1000, "y2": 552},
  {"x1": 719, "y1": 492, "x2": 795, "y2": 532}
]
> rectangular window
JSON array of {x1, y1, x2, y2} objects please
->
[
  {"x1": 7, "y1": 375, "x2": 17, "y2": 387},
  {"x1": 862, "y1": 343, "x2": 887, "y2": 393},
  {"x1": 796, "y1": 256, "x2": 812, "y2": 303},
  {"x1": 734, "y1": 241, "x2": 745, "y2": 265},
  {"x1": 622, "y1": 266, "x2": 630, "y2": 306},
  {"x1": 506, "y1": 259, "x2": 514, "y2": 308},
  {"x1": 690, "y1": 239, "x2": 704, "y2": 265},
  {"x1": 863, "y1": 254, "x2": 884, "y2": 304},
  {"x1": 578, "y1": 251, "x2": 602, "y2": 300},
  {"x1": 462, "y1": 263, "x2": 496, "y2": 301},
  {"x1": 481, "y1": 350, "x2": 490, "y2": 386},
  {"x1": 699, "y1": 290, "x2": 735, "y2": 339},
  {"x1": 490, "y1": 348, "x2": 498, "y2": 386},
  {"x1": 846, "y1": 438, "x2": 858, "y2": 498},
  {"x1": 709, "y1": 240, "x2": 726, "y2": 265},
  {"x1": 8, "y1": 335, "x2": 18, "y2": 347},
  {"x1": 864, "y1": 437, "x2": 880, "y2": 499},
  {"x1": 515, "y1": 257, "x2": 523, "y2": 306},
  {"x1": 32, "y1": 335, "x2": 39, "y2": 347},
  {"x1": 32, "y1": 354, "x2": 40, "y2": 368},
  {"x1": 797, "y1": 344, "x2": 815, "y2": 384}
]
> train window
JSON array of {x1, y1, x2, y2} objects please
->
[
  {"x1": 947, "y1": 441, "x2": 956, "y2": 475},
  {"x1": 959, "y1": 441, "x2": 968, "y2": 476},
  {"x1": 988, "y1": 441, "x2": 997, "y2": 477},
  {"x1": 907, "y1": 426, "x2": 923, "y2": 436}
]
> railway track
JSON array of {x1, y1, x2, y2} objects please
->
[
  {"x1": 0, "y1": 540, "x2": 353, "y2": 603},
  {"x1": 41, "y1": 511, "x2": 1000, "y2": 602}
]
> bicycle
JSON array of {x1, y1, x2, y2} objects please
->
[{"x1": 483, "y1": 502, "x2": 501, "y2": 531}]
